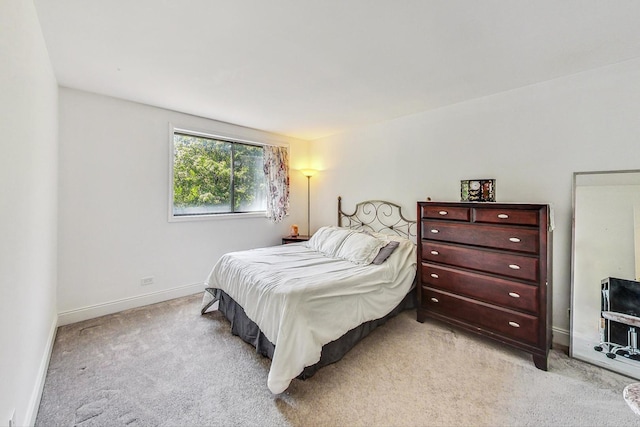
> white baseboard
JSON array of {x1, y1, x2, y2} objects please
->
[
  {"x1": 24, "y1": 313, "x2": 58, "y2": 427},
  {"x1": 552, "y1": 326, "x2": 570, "y2": 348},
  {"x1": 57, "y1": 283, "x2": 204, "y2": 326}
]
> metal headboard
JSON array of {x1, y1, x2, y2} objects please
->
[{"x1": 337, "y1": 196, "x2": 417, "y2": 242}]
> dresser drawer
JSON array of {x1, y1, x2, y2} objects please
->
[
  {"x1": 422, "y1": 241, "x2": 539, "y2": 282},
  {"x1": 473, "y1": 208, "x2": 539, "y2": 226},
  {"x1": 421, "y1": 205, "x2": 470, "y2": 221},
  {"x1": 422, "y1": 221, "x2": 539, "y2": 254},
  {"x1": 421, "y1": 287, "x2": 540, "y2": 346},
  {"x1": 421, "y1": 263, "x2": 539, "y2": 313}
]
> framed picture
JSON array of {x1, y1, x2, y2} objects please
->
[{"x1": 461, "y1": 179, "x2": 495, "y2": 202}]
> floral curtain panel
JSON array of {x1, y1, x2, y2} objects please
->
[{"x1": 263, "y1": 145, "x2": 290, "y2": 222}]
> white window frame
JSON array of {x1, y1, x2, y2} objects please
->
[{"x1": 168, "y1": 124, "x2": 272, "y2": 222}]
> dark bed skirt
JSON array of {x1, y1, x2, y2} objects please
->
[{"x1": 215, "y1": 289, "x2": 416, "y2": 380}]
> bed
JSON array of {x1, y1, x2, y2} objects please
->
[{"x1": 201, "y1": 197, "x2": 417, "y2": 394}]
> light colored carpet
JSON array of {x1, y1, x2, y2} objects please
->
[{"x1": 36, "y1": 293, "x2": 639, "y2": 426}]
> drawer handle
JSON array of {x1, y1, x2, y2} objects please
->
[
  {"x1": 430, "y1": 250, "x2": 439, "y2": 255},
  {"x1": 508, "y1": 321, "x2": 520, "y2": 328},
  {"x1": 430, "y1": 229, "x2": 439, "y2": 234},
  {"x1": 430, "y1": 273, "x2": 439, "y2": 279},
  {"x1": 498, "y1": 213, "x2": 509, "y2": 219},
  {"x1": 508, "y1": 264, "x2": 520, "y2": 270},
  {"x1": 508, "y1": 292, "x2": 521, "y2": 298},
  {"x1": 430, "y1": 297, "x2": 439, "y2": 303},
  {"x1": 509, "y1": 237, "x2": 521, "y2": 243},
  {"x1": 438, "y1": 210, "x2": 448, "y2": 216}
]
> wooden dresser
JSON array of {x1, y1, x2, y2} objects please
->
[{"x1": 416, "y1": 201, "x2": 552, "y2": 370}]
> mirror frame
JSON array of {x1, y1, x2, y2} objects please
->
[{"x1": 570, "y1": 169, "x2": 640, "y2": 378}]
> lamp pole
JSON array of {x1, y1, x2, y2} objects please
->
[
  {"x1": 306, "y1": 175, "x2": 311, "y2": 236},
  {"x1": 301, "y1": 169, "x2": 317, "y2": 236}
]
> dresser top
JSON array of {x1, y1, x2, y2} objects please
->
[{"x1": 420, "y1": 201, "x2": 549, "y2": 208}]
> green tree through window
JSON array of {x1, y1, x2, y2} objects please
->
[{"x1": 172, "y1": 132, "x2": 266, "y2": 216}]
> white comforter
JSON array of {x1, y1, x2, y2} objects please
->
[{"x1": 202, "y1": 235, "x2": 416, "y2": 394}]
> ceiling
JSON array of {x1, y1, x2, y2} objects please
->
[{"x1": 34, "y1": 1, "x2": 640, "y2": 141}]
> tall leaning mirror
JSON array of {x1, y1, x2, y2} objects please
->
[{"x1": 571, "y1": 170, "x2": 640, "y2": 379}]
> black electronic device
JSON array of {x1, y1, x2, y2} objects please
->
[{"x1": 594, "y1": 277, "x2": 640, "y2": 361}]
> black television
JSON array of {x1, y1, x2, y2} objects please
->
[{"x1": 601, "y1": 277, "x2": 640, "y2": 355}]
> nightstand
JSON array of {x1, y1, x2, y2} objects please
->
[{"x1": 282, "y1": 235, "x2": 311, "y2": 244}]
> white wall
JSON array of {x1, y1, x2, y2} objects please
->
[
  {"x1": 310, "y1": 58, "x2": 640, "y2": 346},
  {"x1": 0, "y1": 1, "x2": 59, "y2": 426},
  {"x1": 57, "y1": 88, "x2": 309, "y2": 323}
]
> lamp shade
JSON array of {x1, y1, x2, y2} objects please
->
[{"x1": 300, "y1": 169, "x2": 318, "y2": 177}]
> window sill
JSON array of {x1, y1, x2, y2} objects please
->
[{"x1": 168, "y1": 211, "x2": 267, "y2": 223}]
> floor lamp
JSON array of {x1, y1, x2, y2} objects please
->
[{"x1": 301, "y1": 169, "x2": 317, "y2": 236}]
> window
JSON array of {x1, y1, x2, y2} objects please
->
[{"x1": 170, "y1": 128, "x2": 267, "y2": 219}]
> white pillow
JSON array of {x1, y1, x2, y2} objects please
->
[
  {"x1": 335, "y1": 231, "x2": 388, "y2": 265},
  {"x1": 306, "y1": 226, "x2": 354, "y2": 257}
]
